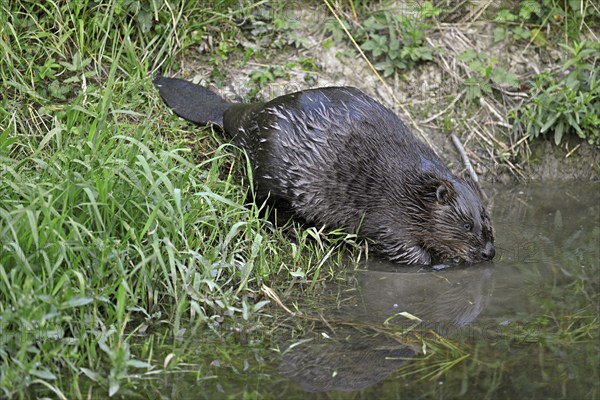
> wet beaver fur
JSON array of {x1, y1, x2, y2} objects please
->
[{"x1": 154, "y1": 77, "x2": 495, "y2": 265}]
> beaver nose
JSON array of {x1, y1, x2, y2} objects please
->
[{"x1": 482, "y1": 242, "x2": 495, "y2": 260}]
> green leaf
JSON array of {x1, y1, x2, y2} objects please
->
[
  {"x1": 418, "y1": 47, "x2": 433, "y2": 60},
  {"x1": 109, "y1": 377, "x2": 120, "y2": 397},
  {"x1": 465, "y1": 77, "x2": 482, "y2": 100},
  {"x1": 30, "y1": 368, "x2": 57, "y2": 380},
  {"x1": 491, "y1": 67, "x2": 520, "y2": 88},
  {"x1": 374, "y1": 61, "x2": 390, "y2": 72},
  {"x1": 495, "y1": 9, "x2": 518, "y2": 22},
  {"x1": 554, "y1": 122, "x2": 565, "y2": 145},
  {"x1": 361, "y1": 40, "x2": 376, "y2": 51},
  {"x1": 568, "y1": 0, "x2": 583, "y2": 12},
  {"x1": 493, "y1": 27, "x2": 508, "y2": 42},
  {"x1": 253, "y1": 300, "x2": 271, "y2": 312},
  {"x1": 127, "y1": 359, "x2": 152, "y2": 369},
  {"x1": 530, "y1": 29, "x2": 547, "y2": 46},
  {"x1": 469, "y1": 60, "x2": 484, "y2": 74},
  {"x1": 363, "y1": 16, "x2": 386, "y2": 30},
  {"x1": 540, "y1": 114, "x2": 559, "y2": 132},
  {"x1": 80, "y1": 368, "x2": 101, "y2": 382},
  {"x1": 418, "y1": 1, "x2": 443, "y2": 18},
  {"x1": 519, "y1": 0, "x2": 542, "y2": 19},
  {"x1": 61, "y1": 297, "x2": 94, "y2": 309},
  {"x1": 513, "y1": 26, "x2": 530, "y2": 40},
  {"x1": 384, "y1": 65, "x2": 394, "y2": 77},
  {"x1": 457, "y1": 49, "x2": 478, "y2": 62}
]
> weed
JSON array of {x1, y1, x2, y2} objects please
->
[
  {"x1": 247, "y1": 58, "x2": 320, "y2": 99},
  {"x1": 326, "y1": 2, "x2": 440, "y2": 77},
  {"x1": 0, "y1": 1, "x2": 316, "y2": 397},
  {"x1": 239, "y1": 5, "x2": 310, "y2": 50},
  {"x1": 458, "y1": 50, "x2": 520, "y2": 102},
  {"x1": 511, "y1": 40, "x2": 600, "y2": 145},
  {"x1": 248, "y1": 66, "x2": 290, "y2": 98},
  {"x1": 493, "y1": 0, "x2": 599, "y2": 45}
]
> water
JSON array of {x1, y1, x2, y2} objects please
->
[{"x1": 100, "y1": 183, "x2": 600, "y2": 399}]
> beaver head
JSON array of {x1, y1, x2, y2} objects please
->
[
  {"x1": 364, "y1": 173, "x2": 495, "y2": 265},
  {"x1": 419, "y1": 177, "x2": 495, "y2": 264}
]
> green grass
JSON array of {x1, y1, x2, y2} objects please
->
[{"x1": 0, "y1": 1, "x2": 351, "y2": 397}]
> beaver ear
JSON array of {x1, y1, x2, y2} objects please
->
[{"x1": 436, "y1": 183, "x2": 450, "y2": 203}]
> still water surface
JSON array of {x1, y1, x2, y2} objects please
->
[{"x1": 130, "y1": 183, "x2": 599, "y2": 399}]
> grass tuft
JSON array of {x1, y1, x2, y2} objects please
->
[{"x1": 0, "y1": 1, "x2": 332, "y2": 396}]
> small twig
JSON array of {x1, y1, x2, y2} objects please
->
[
  {"x1": 479, "y1": 97, "x2": 505, "y2": 123},
  {"x1": 451, "y1": 133, "x2": 477, "y2": 182},
  {"x1": 451, "y1": 133, "x2": 488, "y2": 200},
  {"x1": 468, "y1": 118, "x2": 503, "y2": 150},
  {"x1": 261, "y1": 284, "x2": 296, "y2": 315},
  {"x1": 565, "y1": 143, "x2": 581, "y2": 158},
  {"x1": 422, "y1": 89, "x2": 465, "y2": 124},
  {"x1": 445, "y1": 0, "x2": 470, "y2": 17},
  {"x1": 509, "y1": 135, "x2": 529, "y2": 152},
  {"x1": 462, "y1": 0, "x2": 494, "y2": 27},
  {"x1": 495, "y1": 87, "x2": 529, "y2": 98}
]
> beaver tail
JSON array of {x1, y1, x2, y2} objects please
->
[{"x1": 153, "y1": 77, "x2": 234, "y2": 127}]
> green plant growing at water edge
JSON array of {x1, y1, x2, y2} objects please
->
[{"x1": 511, "y1": 40, "x2": 600, "y2": 145}]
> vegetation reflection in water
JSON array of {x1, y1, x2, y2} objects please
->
[
  {"x1": 227, "y1": 183, "x2": 595, "y2": 399},
  {"x1": 63, "y1": 183, "x2": 597, "y2": 399}
]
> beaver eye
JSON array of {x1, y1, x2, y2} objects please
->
[{"x1": 463, "y1": 222, "x2": 473, "y2": 231}]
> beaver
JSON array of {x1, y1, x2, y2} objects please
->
[{"x1": 153, "y1": 77, "x2": 495, "y2": 265}]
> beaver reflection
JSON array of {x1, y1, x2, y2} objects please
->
[
  {"x1": 279, "y1": 330, "x2": 416, "y2": 393},
  {"x1": 357, "y1": 261, "x2": 495, "y2": 329},
  {"x1": 278, "y1": 263, "x2": 494, "y2": 392},
  {"x1": 154, "y1": 77, "x2": 495, "y2": 265}
]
